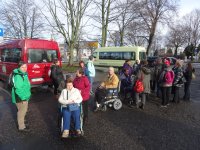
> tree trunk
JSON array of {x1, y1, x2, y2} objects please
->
[
  {"x1": 146, "y1": 33, "x2": 154, "y2": 55},
  {"x1": 120, "y1": 28, "x2": 124, "y2": 46},
  {"x1": 68, "y1": 43, "x2": 74, "y2": 66},
  {"x1": 174, "y1": 45, "x2": 178, "y2": 56}
]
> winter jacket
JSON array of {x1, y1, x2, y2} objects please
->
[
  {"x1": 122, "y1": 63, "x2": 133, "y2": 75},
  {"x1": 159, "y1": 67, "x2": 174, "y2": 87},
  {"x1": 172, "y1": 66, "x2": 185, "y2": 87},
  {"x1": 58, "y1": 87, "x2": 83, "y2": 107},
  {"x1": 133, "y1": 63, "x2": 141, "y2": 75},
  {"x1": 101, "y1": 73, "x2": 119, "y2": 89},
  {"x1": 136, "y1": 66, "x2": 151, "y2": 94},
  {"x1": 155, "y1": 64, "x2": 164, "y2": 81},
  {"x1": 51, "y1": 64, "x2": 64, "y2": 85},
  {"x1": 120, "y1": 73, "x2": 133, "y2": 89},
  {"x1": 184, "y1": 68, "x2": 195, "y2": 82},
  {"x1": 11, "y1": 68, "x2": 31, "y2": 104},
  {"x1": 86, "y1": 60, "x2": 95, "y2": 77},
  {"x1": 73, "y1": 76, "x2": 90, "y2": 101}
]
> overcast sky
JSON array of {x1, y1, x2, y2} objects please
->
[
  {"x1": 179, "y1": 0, "x2": 200, "y2": 16},
  {"x1": 1, "y1": 0, "x2": 200, "y2": 42}
]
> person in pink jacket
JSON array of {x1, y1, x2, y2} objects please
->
[{"x1": 73, "y1": 68, "x2": 90, "y2": 125}]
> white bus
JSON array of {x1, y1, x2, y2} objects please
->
[{"x1": 93, "y1": 46, "x2": 147, "y2": 69}]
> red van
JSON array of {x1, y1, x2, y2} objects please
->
[{"x1": 0, "y1": 39, "x2": 61, "y2": 87}]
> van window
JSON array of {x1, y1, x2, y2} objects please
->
[
  {"x1": 139, "y1": 52, "x2": 146, "y2": 60},
  {"x1": 28, "y1": 49, "x2": 57, "y2": 63},
  {"x1": 99, "y1": 52, "x2": 135, "y2": 60},
  {"x1": 1, "y1": 48, "x2": 22, "y2": 62}
]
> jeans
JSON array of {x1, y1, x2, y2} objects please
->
[
  {"x1": 161, "y1": 87, "x2": 171, "y2": 105},
  {"x1": 183, "y1": 81, "x2": 191, "y2": 100},
  {"x1": 135, "y1": 93, "x2": 146, "y2": 105},
  {"x1": 62, "y1": 107, "x2": 80, "y2": 130},
  {"x1": 88, "y1": 76, "x2": 94, "y2": 92}
]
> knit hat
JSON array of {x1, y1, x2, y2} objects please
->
[{"x1": 164, "y1": 59, "x2": 170, "y2": 66}]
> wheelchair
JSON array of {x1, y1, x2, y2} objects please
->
[
  {"x1": 58, "y1": 104, "x2": 84, "y2": 138},
  {"x1": 100, "y1": 82, "x2": 123, "y2": 111}
]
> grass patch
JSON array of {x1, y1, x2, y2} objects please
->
[{"x1": 62, "y1": 63, "x2": 79, "y2": 73}]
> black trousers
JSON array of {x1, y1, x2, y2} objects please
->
[
  {"x1": 161, "y1": 87, "x2": 171, "y2": 105},
  {"x1": 183, "y1": 81, "x2": 191, "y2": 100},
  {"x1": 95, "y1": 88, "x2": 107, "y2": 104},
  {"x1": 173, "y1": 86, "x2": 180, "y2": 103},
  {"x1": 53, "y1": 81, "x2": 59, "y2": 95},
  {"x1": 82, "y1": 100, "x2": 89, "y2": 119}
]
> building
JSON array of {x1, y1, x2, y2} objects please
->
[{"x1": 59, "y1": 41, "x2": 98, "y2": 62}]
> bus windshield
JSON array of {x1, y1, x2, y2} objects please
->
[
  {"x1": 139, "y1": 52, "x2": 147, "y2": 60},
  {"x1": 28, "y1": 49, "x2": 58, "y2": 63}
]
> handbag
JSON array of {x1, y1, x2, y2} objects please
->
[
  {"x1": 192, "y1": 72, "x2": 196, "y2": 80},
  {"x1": 66, "y1": 91, "x2": 79, "y2": 111},
  {"x1": 133, "y1": 71, "x2": 144, "y2": 93}
]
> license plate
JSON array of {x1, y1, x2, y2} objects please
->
[{"x1": 31, "y1": 78, "x2": 43, "y2": 82}]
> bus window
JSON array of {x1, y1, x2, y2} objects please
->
[
  {"x1": 123, "y1": 52, "x2": 135, "y2": 60},
  {"x1": 139, "y1": 52, "x2": 146, "y2": 60},
  {"x1": 1, "y1": 48, "x2": 22, "y2": 62},
  {"x1": 28, "y1": 49, "x2": 58, "y2": 63},
  {"x1": 99, "y1": 52, "x2": 135, "y2": 60}
]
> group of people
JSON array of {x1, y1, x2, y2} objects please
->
[
  {"x1": 11, "y1": 55, "x2": 195, "y2": 139},
  {"x1": 119, "y1": 58, "x2": 195, "y2": 109}
]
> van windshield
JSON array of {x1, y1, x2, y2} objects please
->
[{"x1": 28, "y1": 49, "x2": 58, "y2": 63}]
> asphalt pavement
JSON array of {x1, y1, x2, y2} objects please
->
[{"x1": 0, "y1": 68, "x2": 200, "y2": 150}]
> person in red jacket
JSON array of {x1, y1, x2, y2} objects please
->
[{"x1": 73, "y1": 68, "x2": 90, "y2": 125}]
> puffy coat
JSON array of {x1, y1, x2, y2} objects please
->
[
  {"x1": 159, "y1": 67, "x2": 174, "y2": 87},
  {"x1": 136, "y1": 66, "x2": 151, "y2": 94},
  {"x1": 73, "y1": 76, "x2": 90, "y2": 101},
  {"x1": 11, "y1": 68, "x2": 31, "y2": 104},
  {"x1": 172, "y1": 66, "x2": 185, "y2": 87}
]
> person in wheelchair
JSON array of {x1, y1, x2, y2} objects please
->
[
  {"x1": 58, "y1": 78, "x2": 83, "y2": 138},
  {"x1": 94, "y1": 67, "x2": 119, "y2": 111},
  {"x1": 119, "y1": 68, "x2": 134, "y2": 94}
]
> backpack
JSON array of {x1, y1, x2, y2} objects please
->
[
  {"x1": 134, "y1": 79, "x2": 144, "y2": 93},
  {"x1": 8, "y1": 72, "x2": 24, "y2": 88},
  {"x1": 163, "y1": 70, "x2": 174, "y2": 84}
]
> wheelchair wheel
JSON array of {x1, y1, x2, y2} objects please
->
[{"x1": 113, "y1": 99, "x2": 122, "y2": 110}]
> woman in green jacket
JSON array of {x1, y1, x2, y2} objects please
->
[{"x1": 11, "y1": 61, "x2": 31, "y2": 132}]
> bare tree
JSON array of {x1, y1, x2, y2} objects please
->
[
  {"x1": 43, "y1": 0, "x2": 91, "y2": 65},
  {"x1": 0, "y1": 0, "x2": 44, "y2": 38},
  {"x1": 113, "y1": 0, "x2": 139, "y2": 46},
  {"x1": 166, "y1": 23, "x2": 188, "y2": 56},
  {"x1": 125, "y1": 21, "x2": 148, "y2": 46},
  {"x1": 91, "y1": 0, "x2": 116, "y2": 47},
  {"x1": 182, "y1": 9, "x2": 200, "y2": 47},
  {"x1": 139, "y1": 0, "x2": 178, "y2": 55}
]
